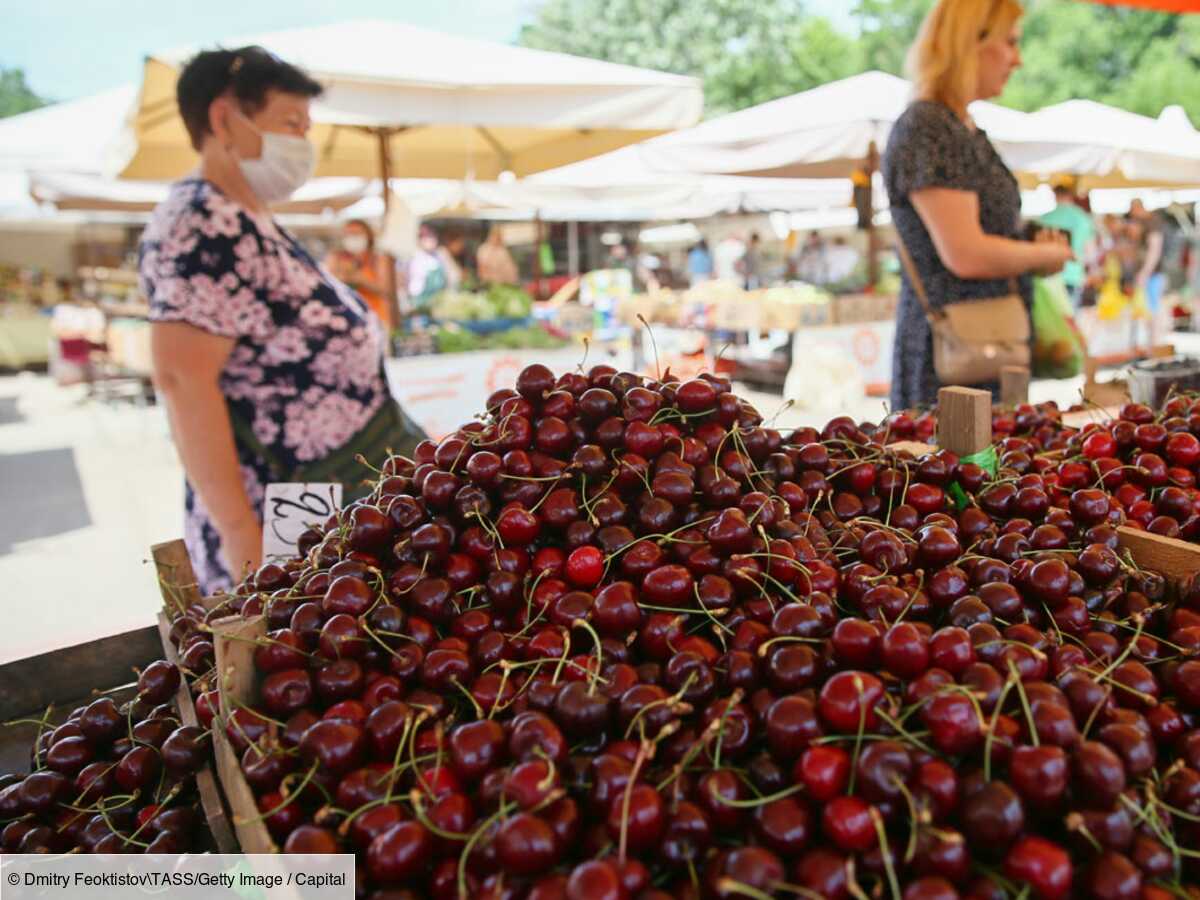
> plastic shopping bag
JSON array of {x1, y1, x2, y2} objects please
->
[
  {"x1": 1096, "y1": 256, "x2": 1128, "y2": 321},
  {"x1": 1032, "y1": 274, "x2": 1085, "y2": 379}
]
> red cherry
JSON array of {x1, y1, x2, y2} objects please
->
[
  {"x1": 795, "y1": 745, "x2": 851, "y2": 802},
  {"x1": 818, "y1": 670, "x2": 885, "y2": 732},
  {"x1": 821, "y1": 796, "x2": 877, "y2": 852},
  {"x1": 565, "y1": 546, "x2": 604, "y2": 588}
]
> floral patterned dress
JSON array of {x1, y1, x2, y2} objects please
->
[{"x1": 139, "y1": 177, "x2": 397, "y2": 594}]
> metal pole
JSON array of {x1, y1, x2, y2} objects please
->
[
  {"x1": 376, "y1": 129, "x2": 401, "y2": 338},
  {"x1": 567, "y1": 219, "x2": 580, "y2": 276},
  {"x1": 866, "y1": 140, "x2": 880, "y2": 289},
  {"x1": 533, "y1": 211, "x2": 544, "y2": 301}
]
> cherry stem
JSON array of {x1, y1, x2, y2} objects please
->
[
  {"x1": 239, "y1": 760, "x2": 320, "y2": 827},
  {"x1": 714, "y1": 782, "x2": 805, "y2": 809},
  {"x1": 617, "y1": 731, "x2": 662, "y2": 865},
  {"x1": 571, "y1": 618, "x2": 604, "y2": 696},
  {"x1": 1006, "y1": 660, "x2": 1039, "y2": 747},
  {"x1": 871, "y1": 807, "x2": 902, "y2": 900}
]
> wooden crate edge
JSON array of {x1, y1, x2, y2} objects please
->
[
  {"x1": 155, "y1": 611, "x2": 238, "y2": 854},
  {"x1": 212, "y1": 613, "x2": 278, "y2": 854}
]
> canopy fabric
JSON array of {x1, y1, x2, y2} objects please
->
[
  {"x1": 535, "y1": 72, "x2": 1031, "y2": 183},
  {"x1": 540, "y1": 71, "x2": 1200, "y2": 190},
  {"x1": 115, "y1": 20, "x2": 702, "y2": 182},
  {"x1": 1083, "y1": 0, "x2": 1200, "y2": 11},
  {"x1": 335, "y1": 176, "x2": 853, "y2": 223},
  {"x1": 28, "y1": 172, "x2": 370, "y2": 215},
  {"x1": 1001, "y1": 99, "x2": 1200, "y2": 188},
  {"x1": 0, "y1": 86, "x2": 136, "y2": 174}
]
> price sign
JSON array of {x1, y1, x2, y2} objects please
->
[{"x1": 262, "y1": 482, "x2": 343, "y2": 561}]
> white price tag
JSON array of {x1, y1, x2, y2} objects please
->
[{"x1": 262, "y1": 482, "x2": 343, "y2": 561}]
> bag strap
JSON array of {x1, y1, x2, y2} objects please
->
[
  {"x1": 895, "y1": 238, "x2": 1023, "y2": 323},
  {"x1": 894, "y1": 238, "x2": 942, "y2": 325}
]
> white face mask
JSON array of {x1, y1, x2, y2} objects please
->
[
  {"x1": 342, "y1": 234, "x2": 369, "y2": 255},
  {"x1": 234, "y1": 111, "x2": 315, "y2": 204}
]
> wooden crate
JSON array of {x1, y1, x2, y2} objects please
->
[
  {"x1": 0, "y1": 630, "x2": 158, "y2": 774},
  {"x1": 150, "y1": 540, "x2": 239, "y2": 854},
  {"x1": 151, "y1": 539, "x2": 285, "y2": 854}
]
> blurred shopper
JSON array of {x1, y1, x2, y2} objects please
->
[
  {"x1": 884, "y1": 0, "x2": 1070, "y2": 409},
  {"x1": 687, "y1": 239, "x2": 714, "y2": 285},
  {"x1": 714, "y1": 233, "x2": 746, "y2": 282},
  {"x1": 476, "y1": 225, "x2": 519, "y2": 284},
  {"x1": 795, "y1": 231, "x2": 828, "y2": 284},
  {"x1": 1038, "y1": 178, "x2": 1095, "y2": 307},
  {"x1": 140, "y1": 47, "x2": 424, "y2": 594},
  {"x1": 324, "y1": 218, "x2": 396, "y2": 331},
  {"x1": 1129, "y1": 199, "x2": 1168, "y2": 344},
  {"x1": 825, "y1": 236, "x2": 861, "y2": 284},
  {"x1": 743, "y1": 232, "x2": 763, "y2": 289},
  {"x1": 408, "y1": 225, "x2": 451, "y2": 310},
  {"x1": 442, "y1": 227, "x2": 470, "y2": 287},
  {"x1": 607, "y1": 242, "x2": 635, "y2": 274}
]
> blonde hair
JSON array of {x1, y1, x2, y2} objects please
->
[{"x1": 907, "y1": 0, "x2": 1023, "y2": 115}]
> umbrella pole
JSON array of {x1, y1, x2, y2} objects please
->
[
  {"x1": 567, "y1": 219, "x2": 580, "y2": 277},
  {"x1": 534, "y1": 211, "x2": 544, "y2": 301},
  {"x1": 375, "y1": 128, "x2": 403, "y2": 339},
  {"x1": 866, "y1": 140, "x2": 880, "y2": 289}
]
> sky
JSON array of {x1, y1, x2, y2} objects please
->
[{"x1": 2, "y1": 0, "x2": 853, "y2": 102}]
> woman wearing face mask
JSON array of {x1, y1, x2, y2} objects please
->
[
  {"x1": 324, "y1": 219, "x2": 396, "y2": 332},
  {"x1": 884, "y1": 0, "x2": 1072, "y2": 410},
  {"x1": 140, "y1": 47, "x2": 425, "y2": 594}
]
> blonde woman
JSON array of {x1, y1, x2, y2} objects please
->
[{"x1": 884, "y1": 0, "x2": 1071, "y2": 409}]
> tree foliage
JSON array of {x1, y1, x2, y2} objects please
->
[
  {"x1": 0, "y1": 67, "x2": 45, "y2": 119},
  {"x1": 519, "y1": 0, "x2": 1200, "y2": 125},
  {"x1": 518, "y1": 0, "x2": 861, "y2": 115}
]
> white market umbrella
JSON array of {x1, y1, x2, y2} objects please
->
[
  {"x1": 1002, "y1": 99, "x2": 1200, "y2": 189},
  {"x1": 0, "y1": 87, "x2": 373, "y2": 220},
  {"x1": 114, "y1": 19, "x2": 703, "y2": 200},
  {"x1": 632, "y1": 71, "x2": 1030, "y2": 180},
  {"x1": 337, "y1": 176, "x2": 853, "y2": 223},
  {"x1": 27, "y1": 171, "x2": 370, "y2": 215}
]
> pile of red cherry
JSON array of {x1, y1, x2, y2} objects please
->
[
  {"x1": 3, "y1": 364, "x2": 1199, "y2": 900},
  {"x1": 195, "y1": 365, "x2": 1198, "y2": 900},
  {"x1": 0, "y1": 660, "x2": 210, "y2": 853}
]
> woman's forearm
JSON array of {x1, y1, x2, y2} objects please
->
[
  {"x1": 158, "y1": 375, "x2": 257, "y2": 534},
  {"x1": 911, "y1": 189, "x2": 1068, "y2": 281},
  {"x1": 946, "y1": 234, "x2": 1051, "y2": 280}
]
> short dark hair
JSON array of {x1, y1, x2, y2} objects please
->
[{"x1": 176, "y1": 45, "x2": 323, "y2": 151}]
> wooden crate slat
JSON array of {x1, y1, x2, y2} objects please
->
[
  {"x1": 999, "y1": 366, "x2": 1030, "y2": 407},
  {"x1": 886, "y1": 440, "x2": 937, "y2": 457},
  {"x1": 152, "y1": 537, "x2": 240, "y2": 853},
  {"x1": 156, "y1": 612, "x2": 238, "y2": 854},
  {"x1": 151, "y1": 539, "x2": 203, "y2": 618},
  {"x1": 1060, "y1": 405, "x2": 1123, "y2": 430},
  {"x1": 1116, "y1": 525, "x2": 1200, "y2": 581},
  {"x1": 936, "y1": 386, "x2": 992, "y2": 457},
  {"x1": 212, "y1": 613, "x2": 278, "y2": 854},
  {"x1": 0, "y1": 627, "x2": 160, "y2": 721}
]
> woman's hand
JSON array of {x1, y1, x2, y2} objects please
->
[
  {"x1": 219, "y1": 516, "x2": 263, "y2": 583},
  {"x1": 1032, "y1": 231, "x2": 1073, "y2": 276}
]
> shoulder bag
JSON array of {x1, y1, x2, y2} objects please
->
[{"x1": 895, "y1": 239, "x2": 1031, "y2": 386}]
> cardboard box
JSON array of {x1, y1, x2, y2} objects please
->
[{"x1": 830, "y1": 292, "x2": 897, "y2": 325}]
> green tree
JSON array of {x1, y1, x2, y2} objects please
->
[
  {"x1": 0, "y1": 66, "x2": 45, "y2": 118},
  {"x1": 518, "y1": 0, "x2": 861, "y2": 116},
  {"x1": 852, "y1": 0, "x2": 930, "y2": 75},
  {"x1": 519, "y1": 0, "x2": 1200, "y2": 126},
  {"x1": 1002, "y1": 2, "x2": 1185, "y2": 116}
]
